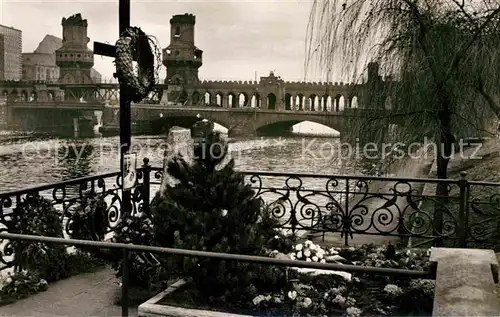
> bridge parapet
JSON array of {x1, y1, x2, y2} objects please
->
[
  {"x1": 199, "y1": 80, "x2": 258, "y2": 87},
  {"x1": 283, "y1": 81, "x2": 357, "y2": 88}
]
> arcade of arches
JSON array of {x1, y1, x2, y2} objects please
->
[
  {"x1": 185, "y1": 91, "x2": 360, "y2": 110},
  {"x1": 1, "y1": 89, "x2": 55, "y2": 102}
]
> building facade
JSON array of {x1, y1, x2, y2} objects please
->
[
  {"x1": 0, "y1": 25, "x2": 22, "y2": 81},
  {"x1": 22, "y1": 33, "x2": 101, "y2": 83},
  {"x1": 22, "y1": 53, "x2": 59, "y2": 82}
]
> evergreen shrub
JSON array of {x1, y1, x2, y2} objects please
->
[{"x1": 151, "y1": 130, "x2": 288, "y2": 306}]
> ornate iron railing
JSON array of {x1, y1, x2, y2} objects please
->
[{"x1": 1, "y1": 158, "x2": 499, "y2": 272}]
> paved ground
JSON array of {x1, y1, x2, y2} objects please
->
[{"x1": 0, "y1": 268, "x2": 137, "y2": 317}]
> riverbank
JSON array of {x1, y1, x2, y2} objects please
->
[
  {"x1": 409, "y1": 139, "x2": 500, "y2": 250},
  {"x1": 310, "y1": 149, "x2": 434, "y2": 247}
]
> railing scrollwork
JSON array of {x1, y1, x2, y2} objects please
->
[{"x1": 0, "y1": 163, "x2": 499, "y2": 272}]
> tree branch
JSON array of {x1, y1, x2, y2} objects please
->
[
  {"x1": 476, "y1": 84, "x2": 500, "y2": 119},
  {"x1": 447, "y1": 5, "x2": 500, "y2": 76},
  {"x1": 360, "y1": 109, "x2": 433, "y2": 123}
]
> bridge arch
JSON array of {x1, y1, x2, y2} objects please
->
[
  {"x1": 295, "y1": 94, "x2": 305, "y2": 111},
  {"x1": 284, "y1": 93, "x2": 292, "y2": 110},
  {"x1": 251, "y1": 93, "x2": 261, "y2": 108},
  {"x1": 256, "y1": 117, "x2": 343, "y2": 136},
  {"x1": 228, "y1": 93, "x2": 237, "y2": 108},
  {"x1": 152, "y1": 114, "x2": 232, "y2": 135},
  {"x1": 21, "y1": 90, "x2": 28, "y2": 102},
  {"x1": 333, "y1": 94, "x2": 345, "y2": 111},
  {"x1": 192, "y1": 91, "x2": 201, "y2": 106},
  {"x1": 351, "y1": 95, "x2": 359, "y2": 108},
  {"x1": 204, "y1": 91, "x2": 213, "y2": 105},
  {"x1": 238, "y1": 92, "x2": 248, "y2": 107},
  {"x1": 267, "y1": 93, "x2": 277, "y2": 110},
  {"x1": 215, "y1": 92, "x2": 224, "y2": 107}
]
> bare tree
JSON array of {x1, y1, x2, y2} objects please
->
[{"x1": 305, "y1": 0, "x2": 500, "y2": 242}]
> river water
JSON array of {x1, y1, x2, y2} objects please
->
[{"x1": 0, "y1": 130, "x2": 366, "y2": 193}]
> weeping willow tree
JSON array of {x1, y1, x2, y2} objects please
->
[{"x1": 306, "y1": 0, "x2": 500, "y2": 242}]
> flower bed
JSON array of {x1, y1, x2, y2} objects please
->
[{"x1": 139, "y1": 241, "x2": 434, "y2": 317}]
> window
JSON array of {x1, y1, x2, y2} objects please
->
[
  {"x1": 174, "y1": 26, "x2": 180, "y2": 38},
  {"x1": 166, "y1": 49, "x2": 171, "y2": 56}
]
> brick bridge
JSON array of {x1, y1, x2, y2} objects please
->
[
  {"x1": 0, "y1": 13, "x2": 391, "y2": 137},
  {"x1": 99, "y1": 105, "x2": 367, "y2": 137},
  {"x1": 0, "y1": 75, "x2": 385, "y2": 137}
]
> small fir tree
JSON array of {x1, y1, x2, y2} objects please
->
[{"x1": 151, "y1": 126, "x2": 287, "y2": 306}]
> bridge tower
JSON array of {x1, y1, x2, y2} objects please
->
[
  {"x1": 162, "y1": 14, "x2": 203, "y2": 105},
  {"x1": 55, "y1": 14, "x2": 95, "y2": 100}
]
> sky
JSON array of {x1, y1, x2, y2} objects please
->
[{"x1": 0, "y1": 0, "x2": 335, "y2": 83}]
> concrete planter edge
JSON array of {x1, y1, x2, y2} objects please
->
[{"x1": 137, "y1": 279, "x2": 253, "y2": 317}]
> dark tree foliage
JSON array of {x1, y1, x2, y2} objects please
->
[
  {"x1": 306, "y1": 0, "x2": 500, "y2": 243},
  {"x1": 151, "y1": 130, "x2": 287, "y2": 306}
]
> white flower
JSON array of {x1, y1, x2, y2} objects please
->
[
  {"x1": 312, "y1": 256, "x2": 319, "y2": 262},
  {"x1": 287, "y1": 290, "x2": 297, "y2": 300},
  {"x1": 305, "y1": 257, "x2": 312, "y2": 262},
  {"x1": 295, "y1": 244, "x2": 303, "y2": 251},
  {"x1": 290, "y1": 253, "x2": 296, "y2": 260},
  {"x1": 320, "y1": 259, "x2": 326, "y2": 263},
  {"x1": 273, "y1": 235, "x2": 279, "y2": 239},
  {"x1": 332, "y1": 294, "x2": 346, "y2": 306},
  {"x1": 304, "y1": 240, "x2": 313, "y2": 247},
  {"x1": 346, "y1": 307, "x2": 362, "y2": 317},
  {"x1": 309, "y1": 244, "x2": 317, "y2": 251},
  {"x1": 296, "y1": 251, "x2": 303, "y2": 259},
  {"x1": 252, "y1": 295, "x2": 265, "y2": 306},
  {"x1": 221, "y1": 209, "x2": 228, "y2": 217},
  {"x1": 302, "y1": 297, "x2": 312, "y2": 308},
  {"x1": 328, "y1": 248, "x2": 339, "y2": 255},
  {"x1": 346, "y1": 297, "x2": 356, "y2": 307},
  {"x1": 303, "y1": 249, "x2": 311, "y2": 258},
  {"x1": 384, "y1": 284, "x2": 403, "y2": 296}
]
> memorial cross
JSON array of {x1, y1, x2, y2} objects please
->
[{"x1": 92, "y1": 1, "x2": 132, "y2": 316}]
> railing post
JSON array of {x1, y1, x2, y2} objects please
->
[
  {"x1": 121, "y1": 248, "x2": 130, "y2": 317},
  {"x1": 458, "y1": 171, "x2": 469, "y2": 248},
  {"x1": 344, "y1": 178, "x2": 350, "y2": 246},
  {"x1": 142, "y1": 157, "x2": 151, "y2": 214}
]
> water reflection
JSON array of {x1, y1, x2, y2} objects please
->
[
  {"x1": 57, "y1": 143, "x2": 95, "y2": 180},
  {"x1": 0, "y1": 132, "x2": 360, "y2": 193}
]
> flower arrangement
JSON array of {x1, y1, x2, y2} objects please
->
[
  {"x1": 248, "y1": 241, "x2": 434, "y2": 316},
  {"x1": 0, "y1": 271, "x2": 48, "y2": 305}
]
